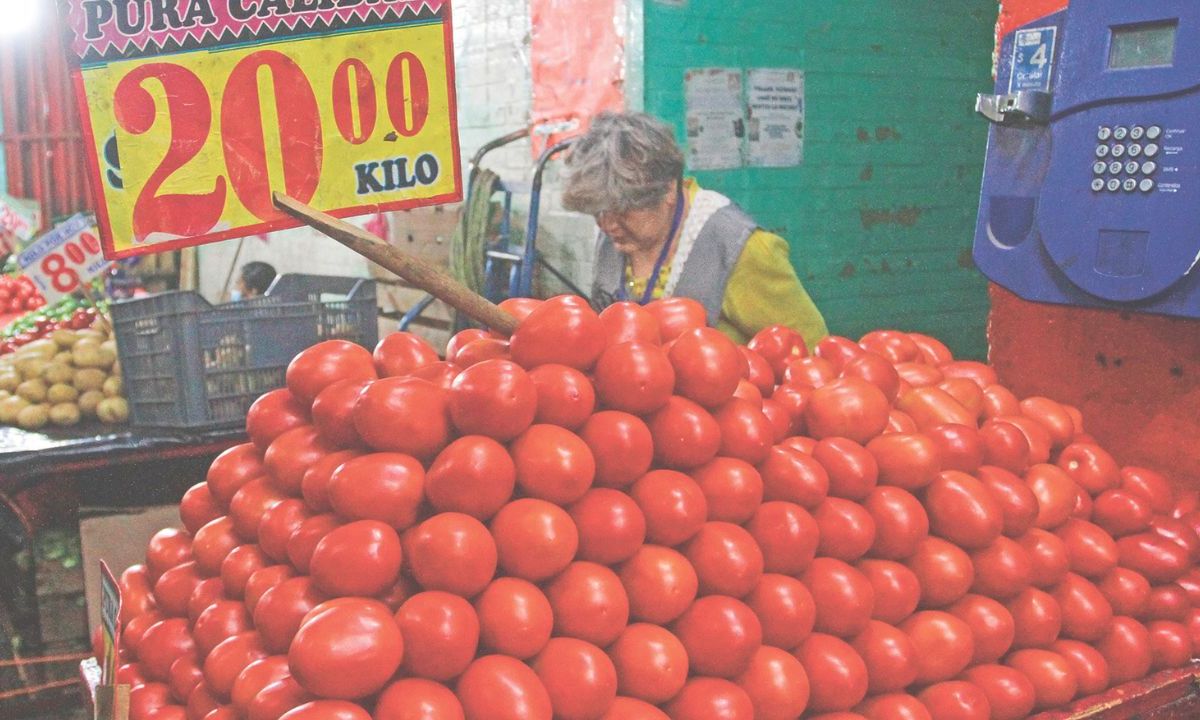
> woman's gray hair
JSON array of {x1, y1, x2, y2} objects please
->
[{"x1": 562, "y1": 112, "x2": 685, "y2": 216}]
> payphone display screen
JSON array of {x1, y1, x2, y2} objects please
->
[{"x1": 1108, "y1": 21, "x2": 1178, "y2": 69}]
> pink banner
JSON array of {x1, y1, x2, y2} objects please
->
[{"x1": 62, "y1": 0, "x2": 446, "y2": 61}]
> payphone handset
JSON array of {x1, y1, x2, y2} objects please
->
[{"x1": 975, "y1": 0, "x2": 1200, "y2": 317}]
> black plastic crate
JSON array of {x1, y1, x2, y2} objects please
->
[{"x1": 112, "y1": 274, "x2": 377, "y2": 429}]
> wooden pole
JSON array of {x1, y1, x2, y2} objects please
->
[{"x1": 272, "y1": 193, "x2": 519, "y2": 336}]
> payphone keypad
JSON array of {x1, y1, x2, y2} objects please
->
[{"x1": 1091, "y1": 125, "x2": 1163, "y2": 193}]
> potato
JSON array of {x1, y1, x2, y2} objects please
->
[
  {"x1": 101, "y1": 339, "x2": 118, "y2": 356},
  {"x1": 16, "y1": 358, "x2": 49, "y2": 380},
  {"x1": 96, "y1": 347, "x2": 117, "y2": 370},
  {"x1": 48, "y1": 383, "x2": 78, "y2": 404},
  {"x1": 0, "y1": 396, "x2": 28, "y2": 424},
  {"x1": 17, "y1": 404, "x2": 49, "y2": 431},
  {"x1": 97, "y1": 397, "x2": 129, "y2": 424},
  {"x1": 72, "y1": 343, "x2": 104, "y2": 369},
  {"x1": 78, "y1": 390, "x2": 104, "y2": 417},
  {"x1": 51, "y1": 329, "x2": 80, "y2": 349},
  {"x1": 0, "y1": 372, "x2": 20, "y2": 393},
  {"x1": 16, "y1": 379, "x2": 47, "y2": 403},
  {"x1": 42, "y1": 363, "x2": 74, "y2": 385},
  {"x1": 14, "y1": 339, "x2": 58, "y2": 361},
  {"x1": 74, "y1": 368, "x2": 107, "y2": 393},
  {"x1": 49, "y1": 403, "x2": 81, "y2": 427},
  {"x1": 103, "y1": 375, "x2": 123, "y2": 398},
  {"x1": 53, "y1": 351, "x2": 73, "y2": 365}
]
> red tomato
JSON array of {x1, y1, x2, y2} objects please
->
[
  {"x1": 286, "y1": 340, "x2": 377, "y2": 404},
  {"x1": 580, "y1": 411, "x2": 654, "y2": 489},
  {"x1": 664, "y1": 327, "x2": 742, "y2": 408},
  {"x1": 154, "y1": 561, "x2": 205, "y2": 617},
  {"x1": 375, "y1": 678, "x2": 463, "y2": 720},
  {"x1": 204, "y1": 632, "x2": 268, "y2": 699},
  {"x1": 925, "y1": 470, "x2": 1003, "y2": 550},
  {"x1": 815, "y1": 498, "x2": 877, "y2": 563},
  {"x1": 1018, "y1": 397, "x2": 1075, "y2": 450},
  {"x1": 979, "y1": 420, "x2": 1033, "y2": 475},
  {"x1": 298, "y1": 450, "x2": 359, "y2": 514},
  {"x1": 959, "y1": 666, "x2": 1035, "y2": 720},
  {"x1": 664, "y1": 677, "x2": 754, "y2": 720},
  {"x1": 770, "y1": 384, "x2": 811, "y2": 429},
  {"x1": 857, "y1": 693, "x2": 933, "y2": 720},
  {"x1": 308, "y1": 380, "x2": 370, "y2": 449},
  {"x1": 927, "y1": 423, "x2": 985, "y2": 473},
  {"x1": 1121, "y1": 466, "x2": 1174, "y2": 514},
  {"x1": 802, "y1": 558, "x2": 875, "y2": 638},
  {"x1": 851, "y1": 620, "x2": 917, "y2": 694},
  {"x1": 425, "y1": 436, "x2": 515, "y2": 521},
  {"x1": 916, "y1": 682, "x2": 991, "y2": 720},
  {"x1": 858, "y1": 559, "x2": 921, "y2": 625},
  {"x1": 684, "y1": 521, "x2": 764, "y2": 598},
  {"x1": 246, "y1": 390, "x2": 309, "y2": 451},
  {"x1": 230, "y1": 657, "x2": 289, "y2": 714},
  {"x1": 759, "y1": 399, "x2": 795, "y2": 442},
  {"x1": 1055, "y1": 519, "x2": 1119, "y2": 579},
  {"x1": 759, "y1": 445, "x2": 829, "y2": 509},
  {"x1": 309, "y1": 520, "x2": 402, "y2": 597},
  {"x1": 289, "y1": 599, "x2": 403, "y2": 700},
  {"x1": 254, "y1": 577, "x2": 326, "y2": 655},
  {"x1": 147, "y1": 529, "x2": 193, "y2": 580},
  {"x1": 139, "y1": 618, "x2": 197, "y2": 682},
  {"x1": 1118, "y1": 532, "x2": 1190, "y2": 583},
  {"x1": 228, "y1": 477, "x2": 286, "y2": 541},
  {"x1": 740, "y1": 347, "x2": 777, "y2": 395},
  {"x1": 1177, "y1": 567, "x2": 1200, "y2": 606},
  {"x1": 1151, "y1": 516, "x2": 1200, "y2": 563},
  {"x1": 445, "y1": 329, "x2": 488, "y2": 362},
  {"x1": 532, "y1": 637, "x2": 617, "y2": 720},
  {"x1": 1057, "y1": 443, "x2": 1120, "y2": 495},
  {"x1": 814, "y1": 335, "x2": 865, "y2": 372},
  {"x1": 395, "y1": 591, "x2": 480, "y2": 681},
  {"x1": 620, "y1": 545, "x2": 698, "y2": 625},
  {"x1": 795, "y1": 633, "x2": 868, "y2": 713},
  {"x1": 859, "y1": 331, "x2": 919, "y2": 364},
  {"x1": 885, "y1": 410, "x2": 919, "y2": 434},
  {"x1": 1019, "y1": 528, "x2": 1071, "y2": 588},
  {"x1": 692, "y1": 457, "x2": 764, "y2": 524},
  {"x1": 895, "y1": 362, "x2": 944, "y2": 389},
  {"x1": 180, "y1": 483, "x2": 223, "y2": 535},
  {"x1": 900, "y1": 611, "x2": 974, "y2": 684},
  {"x1": 813, "y1": 437, "x2": 879, "y2": 501},
  {"x1": 644, "y1": 297, "x2": 706, "y2": 342},
  {"x1": 805, "y1": 377, "x2": 890, "y2": 444},
  {"x1": 454, "y1": 338, "x2": 511, "y2": 367},
  {"x1": 976, "y1": 466, "x2": 1039, "y2": 538},
  {"x1": 895, "y1": 387, "x2": 974, "y2": 432},
  {"x1": 406, "y1": 513, "x2": 497, "y2": 598},
  {"x1": 592, "y1": 342, "x2": 674, "y2": 415},
  {"x1": 130, "y1": 683, "x2": 172, "y2": 720},
  {"x1": 1052, "y1": 573, "x2": 1113, "y2": 642},
  {"x1": 194, "y1": 600, "x2": 252, "y2": 657},
  {"x1": 1099, "y1": 567, "x2": 1151, "y2": 616},
  {"x1": 169, "y1": 656, "x2": 203, "y2": 704},
  {"x1": 186, "y1": 682, "x2": 220, "y2": 720},
  {"x1": 1144, "y1": 584, "x2": 1192, "y2": 622},
  {"x1": 1148, "y1": 620, "x2": 1192, "y2": 670},
  {"x1": 569, "y1": 488, "x2": 646, "y2": 565},
  {"x1": 353, "y1": 378, "x2": 449, "y2": 459},
  {"x1": 1097, "y1": 616, "x2": 1153, "y2": 684},
  {"x1": 277, "y1": 701, "x2": 371, "y2": 720},
  {"x1": 863, "y1": 486, "x2": 929, "y2": 560},
  {"x1": 120, "y1": 565, "x2": 157, "y2": 624},
  {"x1": 257, "y1": 500, "x2": 311, "y2": 565},
  {"x1": 449, "y1": 359, "x2": 537, "y2": 441},
  {"x1": 1092, "y1": 489, "x2": 1152, "y2": 538},
  {"x1": 187, "y1": 579, "x2": 225, "y2": 624},
  {"x1": 630, "y1": 469, "x2": 708, "y2": 546},
  {"x1": 409, "y1": 360, "x2": 462, "y2": 391},
  {"x1": 373, "y1": 332, "x2": 438, "y2": 377},
  {"x1": 842, "y1": 352, "x2": 901, "y2": 403},
  {"x1": 937, "y1": 378, "x2": 984, "y2": 419},
  {"x1": 979, "y1": 383, "x2": 1019, "y2": 418},
  {"x1": 547, "y1": 562, "x2": 629, "y2": 647},
  {"x1": 1050, "y1": 639, "x2": 1109, "y2": 697},
  {"x1": 1005, "y1": 649, "x2": 1078, "y2": 710},
  {"x1": 784, "y1": 356, "x2": 837, "y2": 388},
  {"x1": 747, "y1": 501, "x2": 818, "y2": 575},
  {"x1": 746, "y1": 574, "x2": 815, "y2": 649},
  {"x1": 599, "y1": 697, "x2": 667, "y2": 720},
  {"x1": 1006, "y1": 587, "x2": 1063, "y2": 649},
  {"x1": 527, "y1": 364, "x2": 595, "y2": 429},
  {"x1": 750, "y1": 325, "x2": 809, "y2": 380},
  {"x1": 599, "y1": 302, "x2": 661, "y2": 346},
  {"x1": 326, "y1": 453, "x2": 425, "y2": 529},
  {"x1": 286, "y1": 514, "x2": 340, "y2": 575},
  {"x1": 865, "y1": 434, "x2": 939, "y2": 491},
  {"x1": 219, "y1": 545, "x2": 267, "y2": 600},
  {"x1": 490, "y1": 498, "x2": 578, "y2": 582},
  {"x1": 456, "y1": 655, "x2": 554, "y2": 720},
  {"x1": 713, "y1": 398, "x2": 774, "y2": 464},
  {"x1": 906, "y1": 537, "x2": 974, "y2": 609},
  {"x1": 207, "y1": 444, "x2": 266, "y2": 509},
  {"x1": 607, "y1": 623, "x2": 688, "y2": 704},
  {"x1": 949, "y1": 594, "x2": 1015, "y2": 664},
  {"x1": 968, "y1": 535, "x2": 1033, "y2": 603},
  {"x1": 999, "y1": 415, "x2": 1052, "y2": 465},
  {"x1": 735, "y1": 646, "x2": 810, "y2": 720},
  {"x1": 1025, "y1": 464, "x2": 1078, "y2": 530},
  {"x1": 672, "y1": 595, "x2": 763, "y2": 678},
  {"x1": 511, "y1": 424, "x2": 595, "y2": 504},
  {"x1": 510, "y1": 295, "x2": 606, "y2": 371},
  {"x1": 473, "y1": 577, "x2": 553, "y2": 660}
]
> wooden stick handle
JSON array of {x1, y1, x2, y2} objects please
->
[{"x1": 272, "y1": 193, "x2": 519, "y2": 336}]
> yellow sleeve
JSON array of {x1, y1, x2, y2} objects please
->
[{"x1": 717, "y1": 230, "x2": 829, "y2": 348}]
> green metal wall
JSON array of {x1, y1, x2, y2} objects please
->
[{"x1": 642, "y1": 1, "x2": 996, "y2": 359}]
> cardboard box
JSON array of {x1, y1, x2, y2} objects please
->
[{"x1": 80, "y1": 506, "x2": 179, "y2": 636}]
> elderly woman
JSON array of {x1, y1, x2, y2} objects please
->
[{"x1": 563, "y1": 112, "x2": 828, "y2": 347}]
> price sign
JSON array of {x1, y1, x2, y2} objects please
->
[
  {"x1": 98, "y1": 561, "x2": 122, "y2": 687},
  {"x1": 17, "y1": 213, "x2": 107, "y2": 302},
  {"x1": 58, "y1": 0, "x2": 462, "y2": 258}
]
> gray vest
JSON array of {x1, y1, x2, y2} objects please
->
[{"x1": 591, "y1": 200, "x2": 758, "y2": 326}]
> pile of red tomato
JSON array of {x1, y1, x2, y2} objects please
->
[
  {"x1": 0, "y1": 274, "x2": 45, "y2": 314},
  {"x1": 108, "y1": 295, "x2": 1200, "y2": 720}
]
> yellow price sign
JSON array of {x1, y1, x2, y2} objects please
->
[{"x1": 60, "y1": 1, "x2": 462, "y2": 258}]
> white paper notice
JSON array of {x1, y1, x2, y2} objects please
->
[
  {"x1": 747, "y1": 68, "x2": 805, "y2": 167},
  {"x1": 684, "y1": 68, "x2": 746, "y2": 171}
]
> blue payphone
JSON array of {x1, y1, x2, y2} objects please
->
[{"x1": 974, "y1": 0, "x2": 1200, "y2": 318}]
